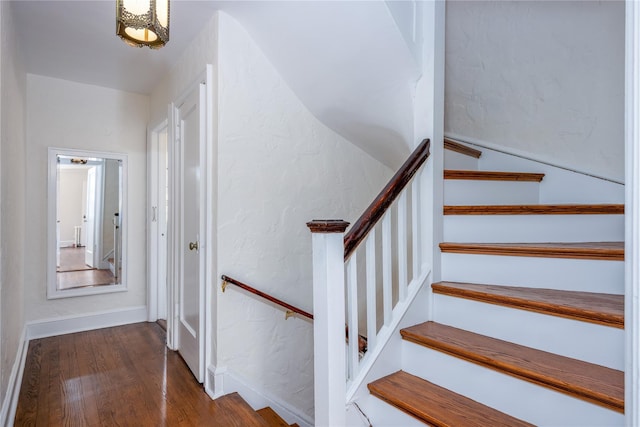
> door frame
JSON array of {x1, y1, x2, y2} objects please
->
[
  {"x1": 147, "y1": 119, "x2": 169, "y2": 323},
  {"x1": 84, "y1": 163, "x2": 104, "y2": 269},
  {"x1": 165, "y1": 65, "x2": 215, "y2": 388}
]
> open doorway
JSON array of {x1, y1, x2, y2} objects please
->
[{"x1": 148, "y1": 121, "x2": 169, "y2": 328}]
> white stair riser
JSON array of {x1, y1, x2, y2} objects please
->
[
  {"x1": 351, "y1": 394, "x2": 424, "y2": 427},
  {"x1": 444, "y1": 150, "x2": 479, "y2": 170},
  {"x1": 444, "y1": 180, "x2": 540, "y2": 205},
  {"x1": 441, "y1": 253, "x2": 624, "y2": 294},
  {"x1": 401, "y1": 343, "x2": 624, "y2": 427},
  {"x1": 444, "y1": 215, "x2": 624, "y2": 243},
  {"x1": 474, "y1": 146, "x2": 624, "y2": 204},
  {"x1": 433, "y1": 294, "x2": 624, "y2": 370}
]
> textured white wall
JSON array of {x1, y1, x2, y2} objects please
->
[
  {"x1": 149, "y1": 14, "x2": 218, "y2": 127},
  {"x1": 215, "y1": 13, "x2": 392, "y2": 417},
  {"x1": 24, "y1": 74, "x2": 149, "y2": 321},
  {"x1": 0, "y1": 0, "x2": 26, "y2": 406},
  {"x1": 216, "y1": 1, "x2": 420, "y2": 169},
  {"x1": 446, "y1": 1, "x2": 625, "y2": 181}
]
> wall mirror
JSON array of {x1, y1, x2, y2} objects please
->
[{"x1": 48, "y1": 148, "x2": 128, "y2": 299}]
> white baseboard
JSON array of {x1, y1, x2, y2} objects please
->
[
  {"x1": 26, "y1": 306, "x2": 148, "y2": 340},
  {"x1": 0, "y1": 326, "x2": 28, "y2": 427},
  {"x1": 209, "y1": 366, "x2": 313, "y2": 427}
]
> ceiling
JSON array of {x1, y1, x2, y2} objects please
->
[{"x1": 11, "y1": 0, "x2": 219, "y2": 95}]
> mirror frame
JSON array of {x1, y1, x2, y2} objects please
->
[{"x1": 47, "y1": 147, "x2": 128, "y2": 299}]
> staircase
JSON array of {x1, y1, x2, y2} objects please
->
[
  {"x1": 215, "y1": 392, "x2": 299, "y2": 426},
  {"x1": 364, "y1": 139, "x2": 625, "y2": 426}
]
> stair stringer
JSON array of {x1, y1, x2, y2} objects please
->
[{"x1": 345, "y1": 275, "x2": 433, "y2": 425}]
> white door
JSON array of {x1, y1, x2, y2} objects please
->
[
  {"x1": 176, "y1": 84, "x2": 205, "y2": 382},
  {"x1": 84, "y1": 167, "x2": 96, "y2": 267}
]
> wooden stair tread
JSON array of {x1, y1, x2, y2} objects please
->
[
  {"x1": 439, "y1": 241, "x2": 624, "y2": 261},
  {"x1": 368, "y1": 370, "x2": 534, "y2": 427},
  {"x1": 400, "y1": 322, "x2": 624, "y2": 412},
  {"x1": 444, "y1": 204, "x2": 624, "y2": 216},
  {"x1": 444, "y1": 170, "x2": 544, "y2": 182},
  {"x1": 256, "y1": 407, "x2": 297, "y2": 426},
  {"x1": 216, "y1": 393, "x2": 270, "y2": 426},
  {"x1": 444, "y1": 139, "x2": 482, "y2": 158},
  {"x1": 432, "y1": 282, "x2": 624, "y2": 328}
]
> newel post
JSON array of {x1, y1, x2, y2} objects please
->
[{"x1": 307, "y1": 220, "x2": 350, "y2": 427}]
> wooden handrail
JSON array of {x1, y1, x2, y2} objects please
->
[
  {"x1": 221, "y1": 274, "x2": 368, "y2": 353},
  {"x1": 344, "y1": 138, "x2": 431, "y2": 260},
  {"x1": 221, "y1": 275, "x2": 314, "y2": 320}
]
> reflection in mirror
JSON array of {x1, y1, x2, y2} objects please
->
[{"x1": 48, "y1": 148, "x2": 127, "y2": 299}]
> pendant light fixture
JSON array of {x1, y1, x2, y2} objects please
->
[{"x1": 116, "y1": 0, "x2": 169, "y2": 49}]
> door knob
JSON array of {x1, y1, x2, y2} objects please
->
[{"x1": 189, "y1": 241, "x2": 199, "y2": 251}]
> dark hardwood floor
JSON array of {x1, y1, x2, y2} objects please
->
[
  {"x1": 57, "y1": 247, "x2": 93, "y2": 272},
  {"x1": 15, "y1": 322, "x2": 267, "y2": 426},
  {"x1": 56, "y1": 247, "x2": 117, "y2": 290}
]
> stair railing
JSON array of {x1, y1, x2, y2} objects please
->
[
  {"x1": 221, "y1": 274, "x2": 314, "y2": 320},
  {"x1": 220, "y1": 274, "x2": 368, "y2": 353},
  {"x1": 307, "y1": 138, "x2": 431, "y2": 426}
]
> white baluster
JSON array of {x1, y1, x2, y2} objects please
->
[
  {"x1": 412, "y1": 178, "x2": 420, "y2": 279},
  {"x1": 346, "y1": 257, "x2": 359, "y2": 382},
  {"x1": 382, "y1": 212, "x2": 392, "y2": 325},
  {"x1": 366, "y1": 230, "x2": 377, "y2": 350},
  {"x1": 398, "y1": 190, "x2": 408, "y2": 301}
]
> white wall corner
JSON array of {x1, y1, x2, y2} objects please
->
[
  {"x1": 0, "y1": 326, "x2": 28, "y2": 427},
  {"x1": 26, "y1": 306, "x2": 148, "y2": 340},
  {"x1": 205, "y1": 364, "x2": 226, "y2": 399},
  {"x1": 220, "y1": 369, "x2": 314, "y2": 427},
  {"x1": 625, "y1": 1, "x2": 640, "y2": 425}
]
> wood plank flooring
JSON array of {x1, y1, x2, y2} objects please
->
[
  {"x1": 56, "y1": 269, "x2": 115, "y2": 290},
  {"x1": 15, "y1": 322, "x2": 268, "y2": 426},
  {"x1": 57, "y1": 247, "x2": 93, "y2": 272}
]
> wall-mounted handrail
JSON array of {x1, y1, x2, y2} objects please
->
[
  {"x1": 221, "y1": 275, "x2": 314, "y2": 320},
  {"x1": 221, "y1": 274, "x2": 368, "y2": 353},
  {"x1": 343, "y1": 138, "x2": 430, "y2": 260}
]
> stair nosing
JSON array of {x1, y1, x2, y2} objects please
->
[
  {"x1": 368, "y1": 370, "x2": 534, "y2": 427},
  {"x1": 432, "y1": 281, "x2": 624, "y2": 328},
  {"x1": 439, "y1": 242, "x2": 624, "y2": 261},
  {"x1": 400, "y1": 322, "x2": 624, "y2": 412},
  {"x1": 444, "y1": 169, "x2": 544, "y2": 182},
  {"x1": 443, "y1": 204, "x2": 624, "y2": 216},
  {"x1": 444, "y1": 139, "x2": 482, "y2": 158}
]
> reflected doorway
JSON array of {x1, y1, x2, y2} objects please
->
[{"x1": 55, "y1": 155, "x2": 122, "y2": 291}]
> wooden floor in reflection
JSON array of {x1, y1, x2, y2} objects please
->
[
  {"x1": 15, "y1": 323, "x2": 268, "y2": 426},
  {"x1": 56, "y1": 268, "x2": 115, "y2": 290},
  {"x1": 56, "y1": 247, "x2": 115, "y2": 290},
  {"x1": 57, "y1": 247, "x2": 93, "y2": 272}
]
